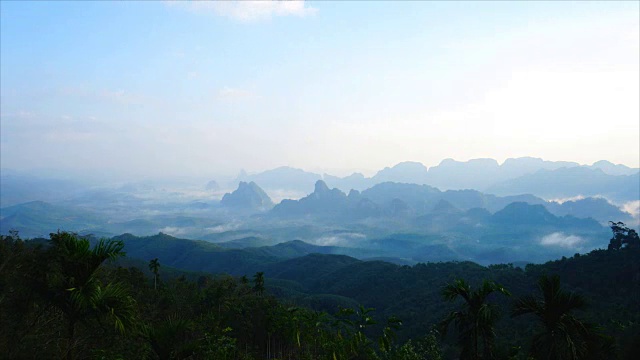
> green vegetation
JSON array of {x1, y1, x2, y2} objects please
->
[
  {"x1": 439, "y1": 280, "x2": 510, "y2": 360},
  {"x1": 511, "y1": 275, "x2": 613, "y2": 360},
  {"x1": 1, "y1": 222, "x2": 639, "y2": 359}
]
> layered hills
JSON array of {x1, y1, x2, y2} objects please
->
[
  {"x1": 1, "y1": 156, "x2": 637, "y2": 266},
  {"x1": 234, "y1": 157, "x2": 638, "y2": 202}
]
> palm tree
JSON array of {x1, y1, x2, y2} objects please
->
[
  {"x1": 511, "y1": 275, "x2": 608, "y2": 360},
  {"x1": 253, "y1": 271, "x2": 265, "y2": 296},
  {"x1": 144, "y1": 315, "x2": 194, "y2": 360},
  {"x1": 439, "y1": 279, "x2": 510, "y2": 360},
  {"x1": 47, "y1": 231, "x2": 135, "y2": 359},
  {"x1": 149, "y1": 258, "x2": 160, "y2": 290}
]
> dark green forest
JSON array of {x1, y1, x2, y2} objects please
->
[{"x1": 1, "y1": 224, "x2": 639, "y2": 360}]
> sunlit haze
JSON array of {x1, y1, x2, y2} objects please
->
[{"x1": 1, "y1": 1, "x2": 638, "y2": 180}]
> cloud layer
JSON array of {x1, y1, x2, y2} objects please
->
[{"x1": 540, "y1": 232, "x2": 584, "y2": 248}]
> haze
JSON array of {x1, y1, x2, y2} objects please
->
[{"x1": 1, "y1": 1, "x2": 638, "y2": 180}]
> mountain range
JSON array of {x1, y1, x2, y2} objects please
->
[{"x1": 233, "y1": 157, "x2": 638, "y2": 201}]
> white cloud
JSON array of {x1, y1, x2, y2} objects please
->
[
  {"x1": 312, "y1": 232, "x2": 367, "y2": 247},
  {"x1": 205, "y1": 222, "x2": 241, "y2": 233},
  {"x1": 547, "y1": 195, "x2": 586, "y2": 204},
  {"x1": 540, "y1": 232, "x2": 584, "y2": 248},
  {"x1": 622, "y1": 200, "x2": 640, "y2": 225},
  {"x1": 159, "y1": 226, "x2": 190, "y2": 236},
  {"x1": 167, "y1": 0, "x2": 318, "y2": 22}
]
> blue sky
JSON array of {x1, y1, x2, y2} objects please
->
[{"x1": 1, "y1": 1, "x2": 638, "y2": 179}]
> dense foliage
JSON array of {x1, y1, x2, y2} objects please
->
[{"x1": 1, "y1": 223, "x2": 639, "y2": 359}]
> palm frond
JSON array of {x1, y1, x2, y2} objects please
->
[
  {"x1": 92, "y1": 239, "x2": 125, "y2": 262},
  {"x1": 442, "y1": 279, "x2": 471, "y2": 302},
  {"x1": 511, "y1": 295, "x2": 542, "y2": 317},
  {"x1": 90, "y1": 282, "x2": 136, "y2": 334}
]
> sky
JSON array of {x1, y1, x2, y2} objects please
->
[{"x1": 1, "y1": 0, "x2": 639, "y2": 179}]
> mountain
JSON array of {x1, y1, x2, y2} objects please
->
[
  {"x1": 487, "y1": 167, "x2": 640, "y2": 203},
  {"x1": 220, "y1": 181, "x2": 274, "y2": 211},
  {"x1": 371, "y1": 161, "x2": 429, "y2": 184},
  {"x1": 323, "y1": 172, "x2": 370, "y2": 192},
  {"x1": 424, "y1": 158, "x2": 501, "y2": 190},
  {"x1": 491, "y1": 202, "x2": 562, "y2": 226},
  {"x1": 265, "y1": 253, "x2": 361, "y2": 287},
  {"x1": 441, "y1": 189, "x2": 547, "y2": 212},
  {"x1": 204, "y1": 180, "x2": 220, "y2": 191},
  {"x1": 360, "y1": 182, "x2": 440, "y2": 212},
  {"x1": 268, "y1": 180, "x2": 624, "y2": 237},
  {"x1": 589, "y1": 160, "x2": 639, "y2": 176},
  {"x1": 215, "y1": 236, "x2": 278, "y2": 249},
  {"x1": 113, "y1": 233, "x2": 380, "y2": 276},
  {"x1": 499, "y1": 157, "x2": 580, "y2": 179},
  {"x1": 0, "y1": 173, "x2": 88, "y2": 207},
  {"x1": 235, "y1": 166, "x2": 321, "y2": 194},
  {"x1": 546, "y1": 197, "x2": 633, "y2": 224},
  {"x1": 113, "y1": 232, "x2": 280, "y2": 275},
  {"x1": 0, "y1": 201, "x2": 104, "y2": 238},
  {"x1": 490, "y1": 202, "x2": 603, "y2": 232},
  {"x1": 294, "y1": 157, "x2": 639, "y2": 195},
  {"x1": 360, "y1": 182, "x2": 547, "y2": 214},
  {"x1": 245, "y1": 239, "x2": 381, "y2": 260},
  {"x1": 271, "y1": 180, "x2": 350, "y2": 217}
]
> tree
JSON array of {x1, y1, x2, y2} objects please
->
[
  {"x1": 608, "y1": 221, "x2": 640, "y2": 250},
  {"x1": 47, "y1": 231, "x2": 135, "y2": 359},
  {"x1": 439, "y1": 279, "x2": 510, "y2": 360},
  {"x1": 253, "y1": 271, "x2": 265, "y2": 296},
  {"x1": 149, "y1": 258, "x2": 161, "y2": 290},
  {"x1": 143, "y1": 315, "x2": 195, "y2": 360},
  {"x1": 511, "y1": 275, "x2": 605, "y2": 360}
]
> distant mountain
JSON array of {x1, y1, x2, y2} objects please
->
[
  {"x1": 220, "y1": 181, "x2": 274, "y2": 211},
  {"x1": 114, "y1": 232, "x2": 279, "y2": 275},
  {"x1": 371, "y1": 161, "x2": 429, "y2": 184},
  {"x1": 0, "y1": 173, "x2": 88, "y2": 207},
  {"x1": 589, "y1": 160, "x2": 639, "y2": 176},
  {"x1": 271, "y1": 180, "x2": 350, "y2": 217},
  {"x1": 0, "y1": 201, "x2": 104, "y2": 238},
  {"x1": 487, "y1": 167, "x2": 640, "y2": 203},
  {"x1": 425, "y1": 158, "x2": 501, "y2": 190},
  {"x1": 360, "y1": 182, "x2": 440, "y2": 212},
  {"x1": 430, "y1": 199, "x2": 461, "y2": 214},
  {"x1": 323, "y1": 172, "x2": 369, "y2": 192},
  {"x1": 204, "y1": 180, "x2": 220, "y2": 191},
  {"x1": 490, "y1": 202, "x2": 604, "y2": 233},
  {"x1": 318, "y1": 157, "x2": 638, "y2": 194},
  {"x1": 245, "y1": 239, "x2": 381, "y2": 259},
  {"x1": 499, "y1": 157, "x2": 580, "y2": 178},
  {"x1": 360, "y1": 182, "x2": 546, "y2": 213},
  {"x1": 113, "y1": 233, "x2": 380, "y2": 276},
  {"x1": 491, "y1": 202, "x2": 563, "y2": 226},
  {"x1": 215, "y1": 236, "x2": 278, "y2": 249},
  {"x1": 269, "y1": 180, "x2": 627, "y2": 231},
  {"x1": 440, "y1": 189, "x2": 546, "y2": 213},
  {"x1": 235, "y1": 166, "x2": 321, "y2": 193},
  {"x1": 546, "y1": 197, "x2": 633, "y2": 225}
]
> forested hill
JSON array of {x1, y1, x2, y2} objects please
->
[
  {"x1": 113, "y1": 230, "x2": 640, "y2": 358},
  {"x1": 101, "y1": 231, "x2": 640, "y2": 342},
  {"x1": 2, "y1": 229, "x2": 639, "y2": 359}
]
